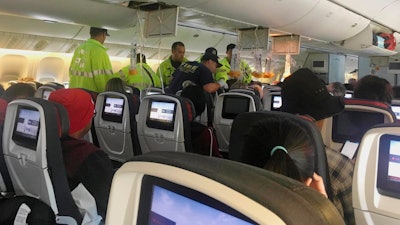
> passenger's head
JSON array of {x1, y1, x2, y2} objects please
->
[
  {"x1": 136, "y1": 53, "x2": 146, "y2": 64},
  {"x1": 201, "y1": 52, "x2": 222, "y2": 74},
  {"x1": 49, "y1": 88, "x2": 95, "y2": 138},
  {"x1": 326, "y1": 82, "x2": 346, "y2": 97},
  {"x1": 181, "y1": 85, "x2": 206, "y2": 117},
  {"x1": 226, "y1": 43, "x2": 236, "y2": 61},
  {"x1": 354, "y1": 75, "x2": 392, "y2": 104},
  {"x1": 242, "y1": 117, "x2": 314, "y2": 183},
  {"x1": 105, "y1": 77, "x2": 126, "y2": 92},
  {"x1": 171, "y1": 41, "x2": 185, "y2": 62},
  {"x1": 281, "y1": 68, "x2": 344, "y2": 121},
  {"x1": 90, "y1": 27, "x2": 109, "y2": 44},
  {"x1": 2, "y1": 83, "x2": 35, "y2": 102}
]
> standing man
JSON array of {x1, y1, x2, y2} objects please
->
[
  {"x1": 166, "y1": 52, "x2": 227, "y2": 94},
  {"x1": 215, "y1": 43, "x2": 252, "y2": 86},
  {"x1": 156, "y1": 41, "x2": 188, "y2": 87},
  {"x1": 69, "y1": 27, "x2": 114, "y2": 93}
]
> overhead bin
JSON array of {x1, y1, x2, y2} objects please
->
[
  {"x1": 334, "y1": 23, "x2": 398, "y2": 57},
  {"x1": 332, "y1": 0, "x2": 400, "y2": 32},
  {"x1": 160, "y1": 0, "x2": 369, "y2": 42},
  {"x1": 0, "y1": 0, "x2": 138, "y2": 29}
]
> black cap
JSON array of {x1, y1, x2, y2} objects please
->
[
  {"x1": 90, "y1": 27, "x2": 110, "y2": 37},
  {"x1": 281, "y1": 68, "x2": 344, "y2": 121},
  {"x1": 227, "y1": 43, "x2": 236, "y2": 52},
  {"x1": 205, "y1": 47, "x2": 218, "y2": 56},
  {"x1": 201, "y1": 52, "x2": 222, "y2": 67}
]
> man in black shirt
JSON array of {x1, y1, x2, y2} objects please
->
[{"x1": 167, "y1": 52, "x2": 227, "y2": 94}]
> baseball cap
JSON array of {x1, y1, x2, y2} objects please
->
[
  {"x1": 205, "y1": 47, "x2": 218, "y2": 56},
  {"x1": 90, "y1": 27, "x2": 110, "y2": 37},
  {"x1": 281, "y1": 68, "x2": 344, "y2": 121},
  {"x1": 201, "y1": 52, "x2": 222, "y2": 67}
]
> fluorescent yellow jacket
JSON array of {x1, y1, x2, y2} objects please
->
[
  {"x1": 118, "y1": 63, "x2": 161, "y2": 90},
  {"x1": 215, "y1": 57, "x2": 252, "y2": 83},
  {"x1": 156, "y1": 56, "x2": 188, "y2": 86},
  {"x1": 69, "y1": 39, "x2": 114, "y2": 93}
]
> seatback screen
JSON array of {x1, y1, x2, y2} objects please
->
[
  {"x1": 12, "y1": 106, "x2": 40, "y2": 150},
  {"x1": 332, "y1": 111, "x2": 384, "y2": 143},
  {"x1": 137, "y1": 176, "x2": 256, "y2": 225},
  {"x1": 146, "y1": 100, "x2": 176, "y2": 131},
  {"x1": 377, "y1": 134, "x2": 400, "y2": 198},
  {"x1": 391, "y1": 105, "x2": 400, "y2": 120},
  {"x1": 102, "y1": 96, "x2": 125, "y2": 123},
  {"x1": 222, "y1": 96, "x2": 250, "y2": 119},
  {"x1": 271, "y1": 95, "x2": 282, "y2": 111}
]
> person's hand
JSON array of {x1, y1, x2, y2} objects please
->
[
  {"x1": 217, "y1": 79, "x2": 228, "y2": 89},
  {"x1": 305, "y1": 172, "x2": 328, "y2": 198}
]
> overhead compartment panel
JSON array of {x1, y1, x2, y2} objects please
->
[
  {"x1": 334, "y1": 24, "x2": 397, "y2": 57},
  {"x1": 278, "y1": 0, "x2": 370, "y2": 42},
  {"x1": 161, "y1": 0, "x2": 369, "y2": 42},
  {"x1": 331, "y1": 0, "x2": 400, "y2": 31}
]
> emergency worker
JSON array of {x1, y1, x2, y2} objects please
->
[
  {"x1": 69, "y1": 27, "x2": 114, "y2": 93},
  {"x1": 117, "y1": 53, "x2": 161, "y2": 90},
  {"x1": 156, "y1": 41, "x2": 188, "y2": 87},
  {"x1": 215, "y1": 43, "x2": 252, "y2": 86},
  {"x1": 166, "y1": 52, "x2": 227, "y2": 94}
]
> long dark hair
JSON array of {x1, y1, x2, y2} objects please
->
[{"x1": 242, "y1": 117, "x2": 314, "y2": 182}]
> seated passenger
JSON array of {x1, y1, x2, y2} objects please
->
[
  {"x1": 2, "y1": 83, "x2": 36, "y2": 102},
  {"x1": 105, "y1": 77, "x2": 126, "y2": 93},
  {"x1": 326, "y1": 82, "x2": 346, "y2": 97},
  {"x1": 180, "y1": 85, "x2": 222, "y2": 157},
  {"x1": 281, "y1": 68, "x2": 355, "y2": 225},
  {"x1": 166, "y1": 52, "x2": 228, "y2": 94},
  {"x1": 354, "y1": 75, "x2": 392, "y2": 104},
  {"x1": 48, "y1": 89, "x2": 114, "y2": 219},
  {"x1": 0, "y1": 83, "x2": 36, "y2": 126},
  {"x1": 117, "y1": 53, "x2": 161, "y2": 90},
  {"x1": 242, "y1": 116, "x2": 327, "y2": 197}
]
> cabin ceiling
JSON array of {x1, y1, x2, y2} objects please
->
[{"x1": 0, "y1": 0, "x2": 400, "y2": 59}]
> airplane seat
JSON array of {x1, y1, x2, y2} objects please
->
[
  {"x1": 263, "y1": 91, "x2": 282, "y2": 111},
  {"x1": 35, "y1": 83, "x2": 64, "y2": 100},
  {"x1": 137, "y1": 94, "x2": 195, "y2": 154},
  {"x1": 320, "y1": 98, "x2": 396, "y2": 153},
  {"x1": 125, "y1": 85, "x2": 140, "y2": 96},
  {"x1": 94, "y1": 91, "x2": 141, "y2": 163},
  {"x1": 106, "y1": 151, "x2": 345, "y2": 225},
  {"x1": 139, "y1": 87, "x2": 164, "y2": 101},
  {"x1": 390, "y1": 99, "x2": 400, "y2": 121},
  {"x1": 0, "y1": 125, "x2": 14, "y2": 196},
  {"x1": 2, "y1": 97, "x2": 82, "y2": 224},
  {"x1": 213, "y1": 91, "x2": 262, "y2": 153},
  {"x1": 79, "y1": 88, "x2": 100, "y2": 147},
  {"x1": 229, "y1": 111, "x2": 334, "y2": 201},
  {"x1": 353, "y1": 124, "x2": 400, "y2": 225}
]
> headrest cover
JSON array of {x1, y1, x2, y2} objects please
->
[{"x1": 49, "y1": 88, "x2": 94, "y2": 135}]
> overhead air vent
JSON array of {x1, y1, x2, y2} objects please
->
[
  {"x1": 34, "y1": 40, "x2": 49, "y2": 51},
  {"x1": 127, "y1": 1, "x2": 173, "y2": 11}
]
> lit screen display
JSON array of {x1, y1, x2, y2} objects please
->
[
  {"x1": 104, "y1": 97, "x2": 124, "y2": 116},
  {"x1": 12, "y1": 107, "x2": 40, "y2": 150},
  {"x1": 149, "y1": 101, "x2": 175, "y2": 123},
  {"x1": 391, "y1": 106, "x2": 400, "y2": 120}
]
